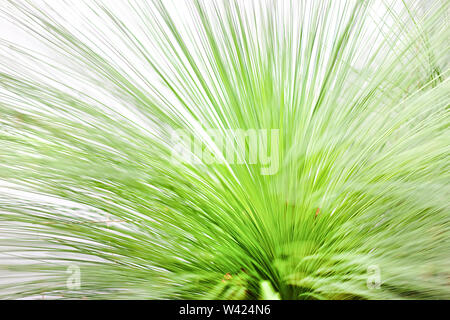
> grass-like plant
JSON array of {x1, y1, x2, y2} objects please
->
[{"x1": 0, "y1": 0, "x2": 449, "y2": 299}]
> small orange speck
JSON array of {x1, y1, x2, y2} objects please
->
[{"x1": 315, "y1": 208, "x2": 320, "y2": 218}]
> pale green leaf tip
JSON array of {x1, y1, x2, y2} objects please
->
[{"x1": 260, "y1": 281, "x2": 281, "y2": 300}]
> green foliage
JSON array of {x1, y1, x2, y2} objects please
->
[{"x1": 0, "y1": 0, "x2": 448, "y2": 299}]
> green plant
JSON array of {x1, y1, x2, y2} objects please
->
[{"x1": 0, "y1": 0, "x2": 448, "y2": 299}]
